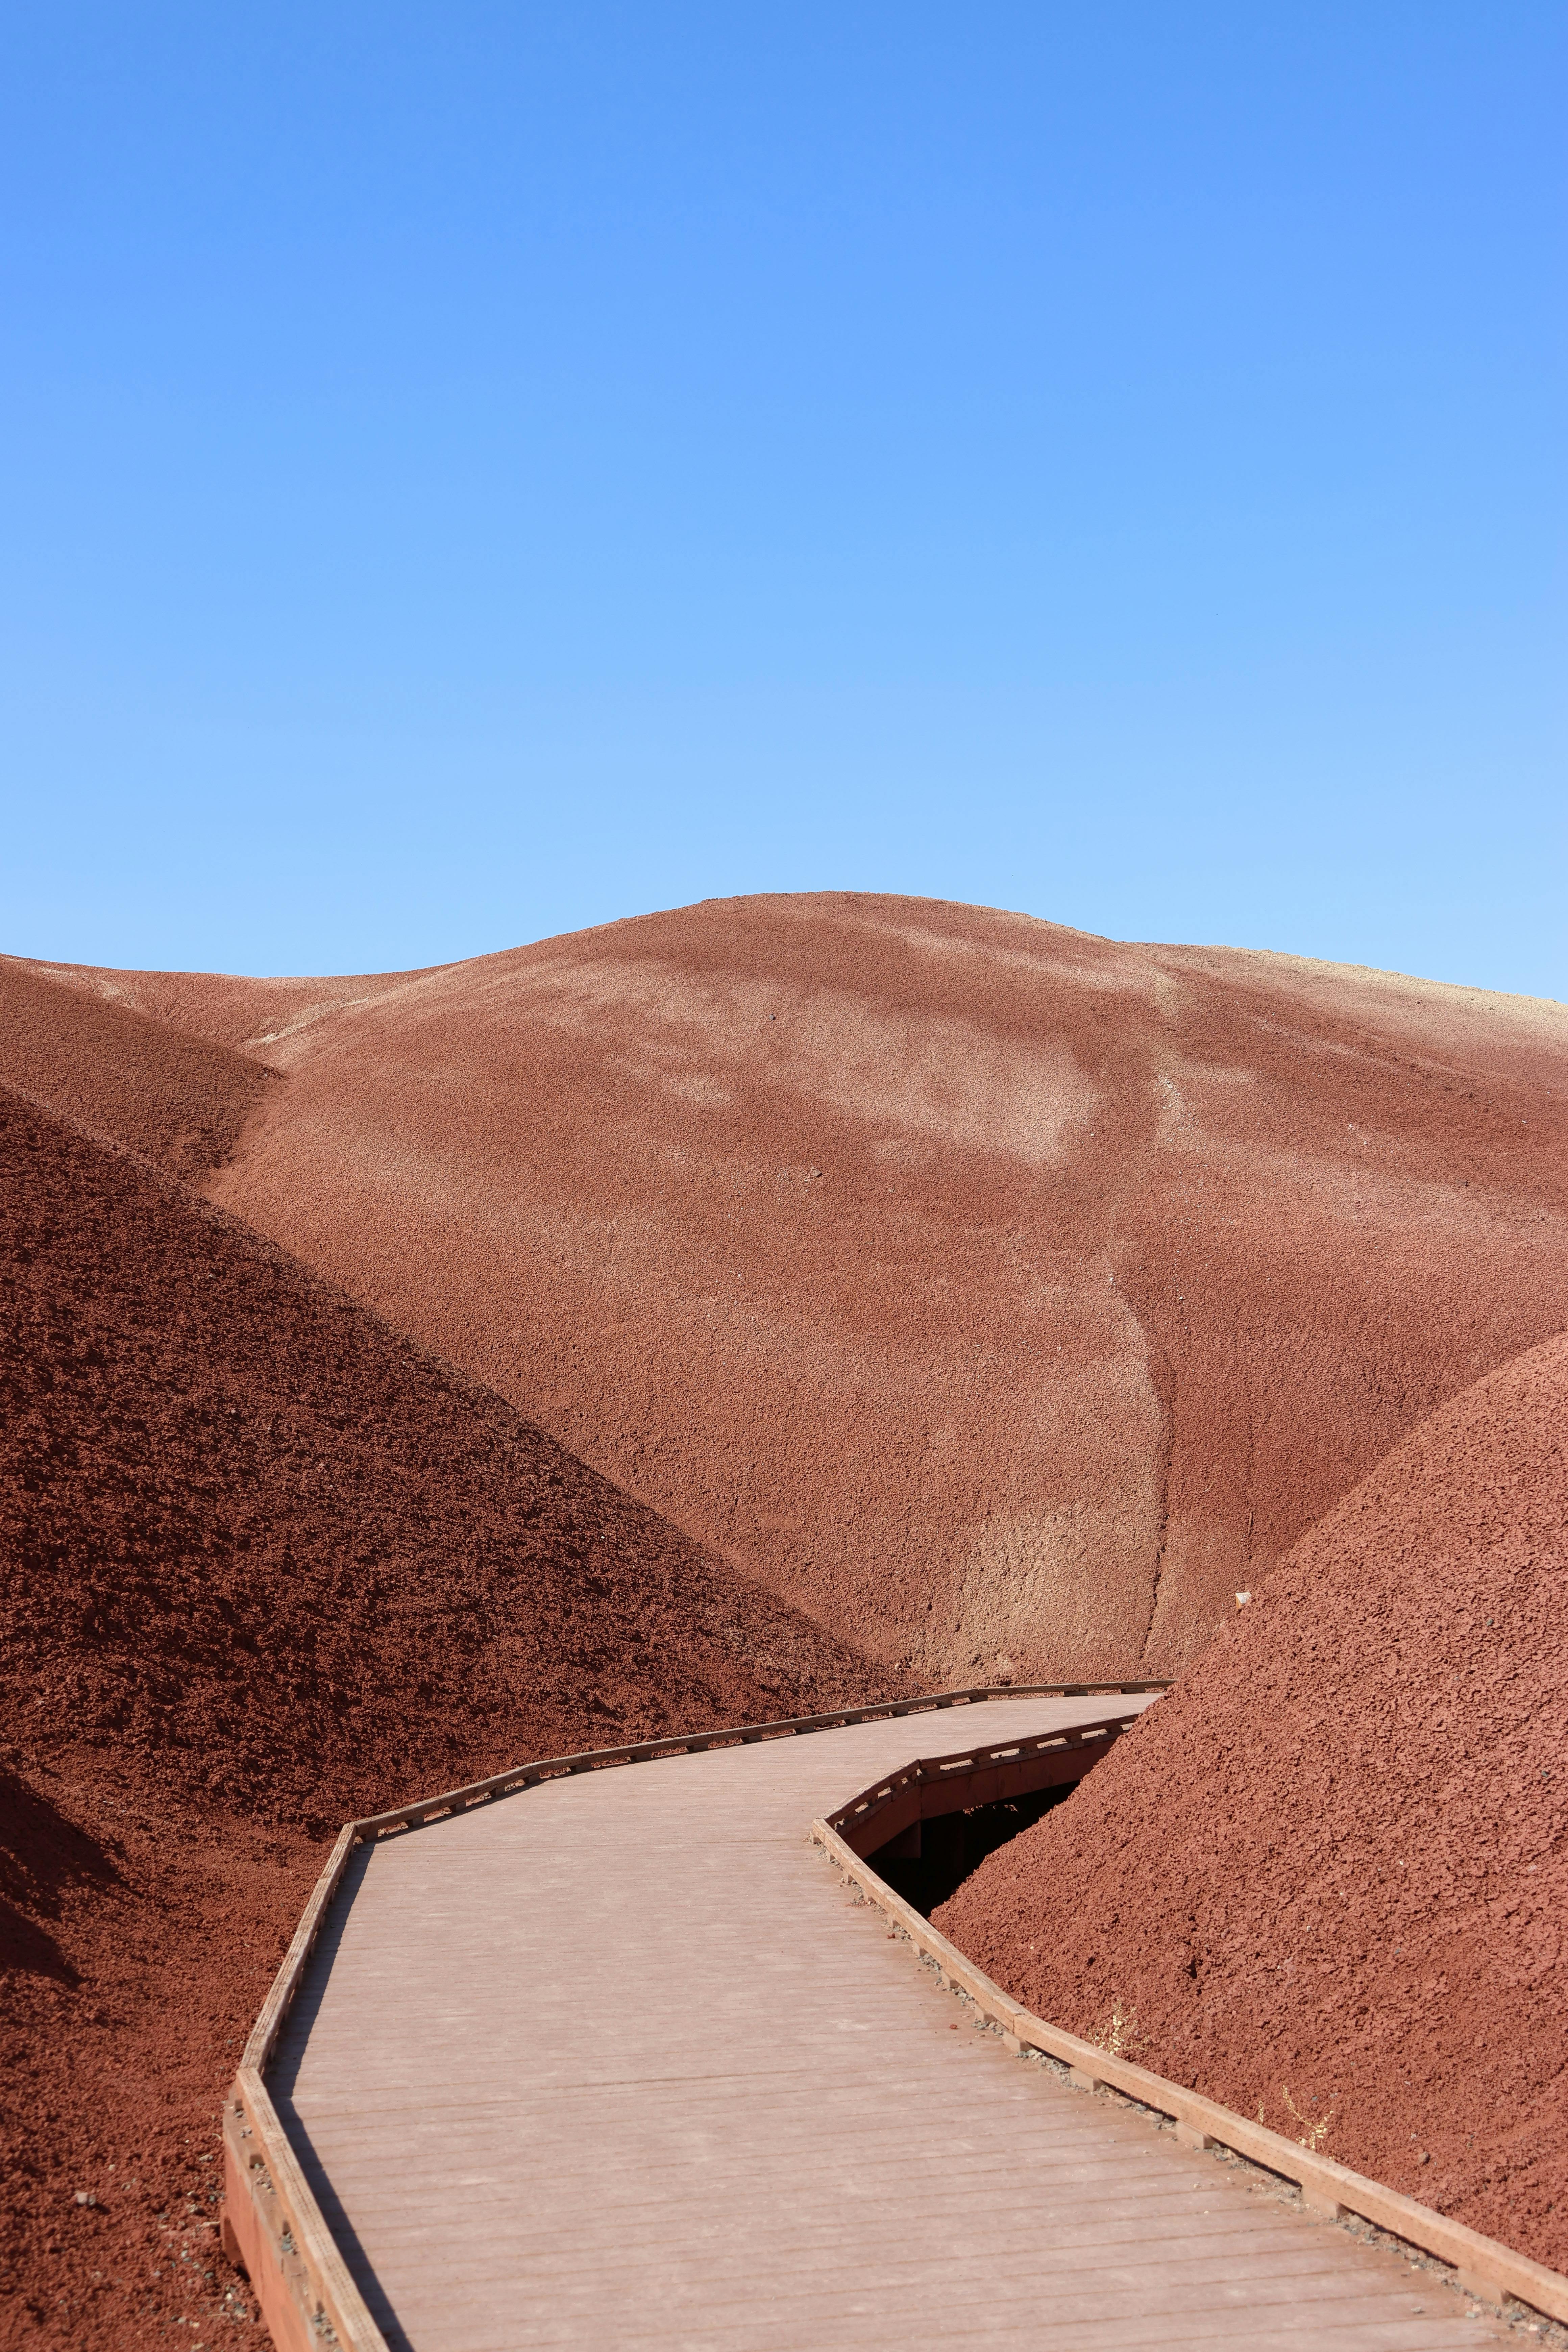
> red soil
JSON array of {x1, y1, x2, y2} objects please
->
[
  {"x1": 9, "y1": 896, "x2": 1566, "y2": 2326},
  {"x1": 68, "y1": 890, "x2": 1568, "y2": 1684},
  {"x1": 0, "y1": 955, "x2": 274, "y2": 1176},
  {"x1": 935, "y1": 1331, "x2": 1568, "y2": 2273},
  {"x1": 0, "y1": 1078, "x2": 888, "y2": 2350},
  {"x1": 3, "y1": 953, "x2": 431, "y2": 1060}
]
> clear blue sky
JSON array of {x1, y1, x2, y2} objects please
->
[{"x1": 3, "y1": 4, "x2": 1563, "y2": 994}]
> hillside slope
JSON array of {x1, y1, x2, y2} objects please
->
[
  {"x1": 3, "y1": 950, "x2": 427, "y2": 1059},
  {"x1": 935, "y1": 1331, "x2": 1568, "y2": 2273},
  {"x1": 0, "y1": 952, "x2": 274, "y2": 1174},
  {"x1": 208, "y1": 897, "x2": 1568, "y2": 1677},
  {"x1": 0, "y1": 1080, "x2": 887, "y2": 2350},
  {"x1": 19, "y1": 895, "x2": 1568, "y2": 1679}
]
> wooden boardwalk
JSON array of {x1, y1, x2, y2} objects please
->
[{"x1": 266, "y1": 1696, "x2": 1505, "y2": 2350}]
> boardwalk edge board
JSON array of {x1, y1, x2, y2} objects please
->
[
  {"x1": 222, "y1": 1681, "x2": 1157, "y2": 2351},
  {"x1": 810, "y1": 1818, "x2": 1568, "y2": 2331},
  {"x1": 823, "y1": 1714, "x2": 1136, "y2": 1855},
  {"x1": 221, "y1": 1676, "x2": 1564, "y2": 2348}
]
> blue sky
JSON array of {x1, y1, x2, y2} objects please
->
[{"x1": 3, "y1": 4, "x2": 1563, "y2": 993}]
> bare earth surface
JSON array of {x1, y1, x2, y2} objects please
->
[
  {"x1": 3, "y1": 952, "x2": 427, "y2": 1063},
  {"x1": 5, "y1": 896, "x2": 1567, "y2": 2338},
  {"x1": 46, "y1": 890, "x2": 1567, "y2": 1685},
  {"x1": 0, "y1": 954, "x2": 275, "y2": 1177},
  {"x1": 0, "y1": 1079, "x2": 887, "y2": 2351},
  {"x1": 935, "y1": 1333, "x2": 1568, "y2": 2275}
]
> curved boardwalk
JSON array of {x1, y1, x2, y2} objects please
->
[{"x1": 268, "y1": 1697, "x2": 1503, "y2": 2350}]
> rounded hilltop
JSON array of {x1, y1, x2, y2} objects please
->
[{"x1": 19, "y1": 887, "x2": 1565, "y2": 1681}]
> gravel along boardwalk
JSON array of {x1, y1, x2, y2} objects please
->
[{"x1": 259, "y1": 1695, "x2": 1509, "y2": 2350}]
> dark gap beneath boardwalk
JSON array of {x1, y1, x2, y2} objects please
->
[{"x1": 867, "y1": 1781, "x2": 1077, "y2": 1917}]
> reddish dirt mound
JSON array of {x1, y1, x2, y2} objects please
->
[
  {"x1": 3, "y1": 951, "x2": 430, "y2": 1059},
  {"x1": 934, "y1": 1331, "x2": 1568, "y2": 2273},
  {"x1": 0, "y1": 1082, "x2": 888, "y2": 2351},
  {"x1": 0, "y1": 955, "x2": 274, "y2": 1176},
  {"x1": 99, "y1": 889, "x2": 1566, "y2": 1683}
]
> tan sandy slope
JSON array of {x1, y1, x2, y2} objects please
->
[{"x1": 12, "y1": 891, "x2": 1568, "y2": 1681}]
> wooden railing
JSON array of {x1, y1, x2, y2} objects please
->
[
  {"x1": 223, "y1": 1681, "x2": 1161, "y2": 2350},
  {"x1": 224, "y1": 1674, "x2": 1568, "y2": 2348},
  {"x1": 825, "y1": 1714, "x2": 1135, "y2": 1856},
  {"x1": 812, "y1": 1817, "x2": 1568, "y2": 2330},
  {"x1": 348, "y1": 1679, "x2": 1168, "y2": 1839},
  {"x1": 225, "y1": 1819, "x2": 378, "y2": 2352}
]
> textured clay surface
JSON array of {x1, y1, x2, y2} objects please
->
[
  {"x1": 77, "y1": 890, "x2": 1568, "y2": 1684},
  {"x1": 0, "y1": 1080, "x2": 889, "y2": 2350},
  {"x1": 0, "y1": 955, "x2": 275, "y2": 1177},
  {"x1": 936, "y1": 1332, "x2": 1568, "y2": 2273},
  {"x1": 3, "y1": 951, "x2": 429, "y2": 1061},
  {"x1": 9, "y1": 897, "x2": 1568, "y2": 2338}
]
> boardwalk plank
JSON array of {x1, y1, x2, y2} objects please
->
[{"x1": 274, "y1": 1698, "x2": 1505, "y2": 2350}]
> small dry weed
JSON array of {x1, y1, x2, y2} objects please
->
[
  {"x1": 1090, "y1": 1999, "x2": 1143, "y2": 2059},
  {"x1": 1280, "y1": 2086, "x2": 1333, "y2": 2152}
]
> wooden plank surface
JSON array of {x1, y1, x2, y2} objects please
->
[{"x1": 268, "y1": 1696, "x2": 1507, "y2": 2350}]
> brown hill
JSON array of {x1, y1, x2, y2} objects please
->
[
  {"x1": 934, "y1": 1331, "x2": 1568, "y2": 2274},
  {"x1": 53, "y1": 891, "x2": 1567, "y2": 1683},
  {"x1": 0, "y1": 1080, "x2": 886, "y2": 2351},
  {"x1": 2, "y1": 950, "x2": 427, "y2": 1059},
  {"x1": 0, "y1": 953, "x2": 274, "y2": 1176}
]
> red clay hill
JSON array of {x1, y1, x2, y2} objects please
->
[
  {"x1": 0, "y1": 1072, "x2": 886, "y2": 2351},
  {"x1": 16, "y1": 891, "x2": 1567, "y2": 1683},
  {"x1": 0, "y1": 950, "x2": 276, "y2": 1176},
  {"x1": 935, "y1": 1330, "x2": 1568, "y2": 2275}
]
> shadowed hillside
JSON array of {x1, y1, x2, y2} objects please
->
[{"x1": 0, "y1": 1079, "x2": 887, "y2": 2349}]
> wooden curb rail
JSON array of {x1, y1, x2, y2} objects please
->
[
  {"x1": 823, "y1": 1713, "x2": 1135, "y2": 1856},
  {"x1": 222, "y1": 1678, "x2": 1568, "y2": 2349},
  {"x1": 811, "y1": 1815, "x2": 1568, "y2": 2332},
  {"x1": 225, "y1": 1820, "x2": 377, "y2": 2352},
  {"x1": 345, "y1": 1678, "x2": 1168, "y2": 1838},
  {"x1": 222, "y1": 1680, "x2": 1160, "y2": 2352}
]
